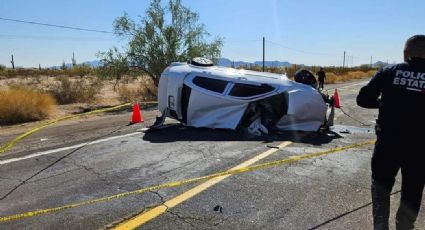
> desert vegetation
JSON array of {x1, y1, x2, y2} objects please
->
[
  {"x1": 104, "y1": 0, "x2": 223, "y2": 86},
  {"x1": 0, "y1": 65, "x2": 157, "y2": 125},
  {"x1": 241, "y1": 64, "x2": 376, "y2": 84},
  {"x1": 47, "y1": 76, "x2": 103, "y2": 104},
  {"x1": 0, "y1": 86, "x2": 56, "y2": 125}
]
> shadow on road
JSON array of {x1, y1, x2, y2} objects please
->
[
  {"x1": 308, "y1": 191, "x2": 401, "y2": 230},
  {"x1": 142, "y1": 124, "x2": 342, "y2": 145}
]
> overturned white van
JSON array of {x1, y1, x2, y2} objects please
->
[{"x1": 154, "y1": 58, "x2": 331, "y2": 135}]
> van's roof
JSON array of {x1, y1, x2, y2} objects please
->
[{"x1": 169, "y1": 62, "x2": 291, "y2": 86}]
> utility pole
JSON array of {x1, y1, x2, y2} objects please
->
[
  {"x1": 370, "y1": 56, "x2": 373, "y2": 68},
  {"x1": 11, "y1": 55, "x2": 15, "y2": 69},
  {"x1": 39, "y1": 64, "x2": 41, "y2": 71},
  {"x1": 342, "y1": 51, "x2": 346, "y2": 68},
  {"x1": 262, "y1": 37, "x2": 265, "y2": 72}
]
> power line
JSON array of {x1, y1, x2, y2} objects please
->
[
  {"x1": 0, "y1": 34, "x2": 116, "y2": 41},
  {"x1": 224, "y1": 38, "x2": 262, "y2": 43},
  {"x1": 0, "y1": 17, "x2": 113, "y2": 34},
  {"x1": 265, "y1": 40, "x2": 339, "y2": 56}
]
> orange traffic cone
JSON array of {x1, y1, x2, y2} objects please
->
[
  {"x1": 130, "y1": 103, "x2": 144, "y2": 124},
  {"x1": 333, "y1": 89, "x2": 341, "y2": 108}
]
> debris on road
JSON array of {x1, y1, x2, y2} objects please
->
[{"x1": 213, "y1": 205, "x2": 223, "y2": 213}]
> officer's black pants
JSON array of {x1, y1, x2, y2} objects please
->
[
  {"x1": 372, "y1": 134, "x2": 425, "y2": 230},
  {"x1": 319, "y1": 80, "x2": 324, "y2": 89}
]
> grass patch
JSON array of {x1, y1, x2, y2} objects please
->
[{"x1": 0, "y1": 87, "x2": 57, "y2": 125}]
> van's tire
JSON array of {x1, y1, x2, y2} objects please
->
[{"x1": 191, "y1": 57, "x2": 214, "y2": 67}]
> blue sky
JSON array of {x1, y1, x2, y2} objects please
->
[{"x1": 0, "y1": 0, "x2": 424, "y2": 67}]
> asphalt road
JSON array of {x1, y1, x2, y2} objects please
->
[{"x1": 1, "y1": 80, "x2": 424, "y2": 230}]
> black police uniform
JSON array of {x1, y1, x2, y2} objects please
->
[
  {"x1": 357, "y1": 57, "x2": 425, "y2": 230},
  {"x1": 317, "y1": 70, "x2": 326, "y2": 89}
]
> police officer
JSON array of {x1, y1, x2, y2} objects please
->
[
  {"x1": 357, "y1": 35, "x2": 425, "y2": 230},
  {"x1": 316, "y1": 67, "x2": 326, "y2": 90}
]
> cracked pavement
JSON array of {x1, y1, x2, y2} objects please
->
[{"x1": 1, "y1": 80, "x2": 425, "y2": 229}]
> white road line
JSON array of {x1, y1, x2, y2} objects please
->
[
  {"x1": 339, "y1": 81, "x2": 367, "y2": 89},
  {"x1": 0, "y1": 132, "x2": 140, "y2": 165},
  {"x1": 325, "y1": 80, "x2": 368, "y2": 92}
]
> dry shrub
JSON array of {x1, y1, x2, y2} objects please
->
[
  {"x1": 0, "y1": 87, "x2": 57, "y2": 125},
  {"x1": 48, "y1": 77, "x2": 103, "y2": 104},
  {"x1": 6, "y1": 76, "x2": 44, "y2": 89},
  {"x1": 117, "y1": 85, "x2": 139, "y2": 103},
  {"x1": 326, "y1": 70, "x2": 376, "y2": 84},
  {"x1": 117, "y1": 77, "x2": 157, "y2": 103},
  {"x1": 326, "y1": 72, "x2": 339, "y2": 84},
  {"x1": 366, "y1": 70, "x2": 377, "y2": 77},
  {"x1": 69, "y1": 64, "x2": 93, "y2": 78},
  {"x1": 139, "y1": 77, "x2": 157, "y2": 99},
  {"x1": 346, "y1": 71, "x2": 369, "y2": 80}
]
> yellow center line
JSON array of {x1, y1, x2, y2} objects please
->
[
  {"x1": 112, "y1": 141, "x2": 293, "y2": 230},
  {"x1": 0, "y1": 140, "x2": 374, "y2": 224}
]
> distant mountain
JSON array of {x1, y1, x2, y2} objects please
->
[
  {"x1": 82, "y1": 60, "x2": 101, "y2": 67},
  {"x1": 254, "y1": 60, "x2": 291, "y2": 67},
  {"x1": 218, "y1": 58, "x2": 251, "y2": 68},
  {"x1": 372, "y1": 61, "x2": 389, "y2": 68},
  {"x1": 51, "y1": 60, "x2": 101, "y2": 69},
  {"x1": 218, "y1": 58, "x2": 292, "y2": 68}
]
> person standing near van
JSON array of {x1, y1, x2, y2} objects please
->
[{"x1": 316, "y1": 67, "x2": 326, "y2": 90}]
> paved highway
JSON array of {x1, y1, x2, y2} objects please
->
[{"x1": 1, "y1": 80, "x2": 424, "y2": 230}]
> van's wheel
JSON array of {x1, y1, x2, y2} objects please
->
[{"x1": 191, "y1": 57, "x2": 214, "y2": 67}]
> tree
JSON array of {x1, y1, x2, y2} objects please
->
[
  {"x1": 111, "y1": 0, "x2": 223, "y2": 86},
  {"x1": 97, "y1": 47, "x2": 130, "y2": 91},
  {"x1": 71, "y1": 63, "x2": 92, "y2": 78}
]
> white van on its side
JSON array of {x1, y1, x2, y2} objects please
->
[{"x1": 155, "y1": 58, "x2": 331, "y2": 135}]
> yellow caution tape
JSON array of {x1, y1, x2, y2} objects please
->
[
  {"x1": 0, "y1": 102, "x2": 158, "y2": 155},
  {"x1": 0, "y1": 139, "x2": 375, "y2": 223}
]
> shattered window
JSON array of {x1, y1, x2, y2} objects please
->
[
  {"x1": 229, "y1": 83, "x2": 274, "y2": 97},
  {"x1": 192, "y1": 76, "x2": 228, "y2": 93}
]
